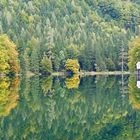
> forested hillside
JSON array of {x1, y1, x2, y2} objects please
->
[{"x1": 0, "y1": 0, "x2": 140, "y2": 74}]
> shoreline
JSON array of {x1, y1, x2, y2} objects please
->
[
  {"x1": 0, "y1": 71, "x2": 131, "y2": 77},
  {"x1": 79, "y1": 71, "x2": 130, "y2": 76},
  {"x1": 52, "y1": 71, "x2": 131, "y2": 76}
]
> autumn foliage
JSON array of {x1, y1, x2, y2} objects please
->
[
  {"x1": 0, "y1": 77, "x2": 19, "y2": 117},
  {"x1": 65, "y1": 75, "x2": 80, "y2": 89},
  {"x1": 128, "y1": 37, "x2": 140, "y2": 72},
  {"x1": 65, "y1": 59, "x2": 80, "y2": 74},
  {"x1": 0, "y1": 35, "x2": 20, "y2": 75},
  {"x1": 129, "y1": 76, "x2": 140, "y2": 110}
]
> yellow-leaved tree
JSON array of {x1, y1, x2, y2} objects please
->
[
  {"x1": 65, "y1": 59, "x2": 80, "y2": 74},
  {"x1": 0, "y1": 35, "x2": 20, "y2": 75},
  {"x1": 128, "y1": 37, "x2": 140, "y2": 72},
  {"x1": 0, "y1": 45, "x2": 9, "y2": 73}
]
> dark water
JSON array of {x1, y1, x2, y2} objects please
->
[{"x1": 0, "y1": 75, "x2": 140, "y2": 140}]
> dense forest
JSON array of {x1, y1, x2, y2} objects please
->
[
  {"x1": 0, "y1": 0, "x2": 140, "y2": 74},
  {"x1": 1, "y1": 1, "x2": 140, "y2": 139}
]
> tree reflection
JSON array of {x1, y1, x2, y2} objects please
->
[
  {"x1": 41, "y1": 76, "x2": 53, "y2": 95},
  {"x1": 65, "y1": 74, "x2": 80, "y2": 89},
  {"x1": 129, "y1": 75, "x2": 140, "y2": 109},
  {"x1": 0, "y1": 76, "x2": 136, "y2": 140},
  {"x1": 0, "y1": 77, "x2": 19, "y2": 117}
]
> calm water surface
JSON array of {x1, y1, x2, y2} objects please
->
[{"x1": 0, "y1": 75, "x2": 140, "y2": 140}]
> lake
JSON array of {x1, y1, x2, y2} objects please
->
[{"x1": 0, "y1": 75, "x2": 140, "y2": 140}]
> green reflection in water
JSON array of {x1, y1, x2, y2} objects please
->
[
  {"x1": 41, "y1": 76, "x2": 53, "y2": 95},
  {"x1": 1, "y1": 76, "x2": 140, "y2": 139}
]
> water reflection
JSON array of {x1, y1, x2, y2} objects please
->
[
  {"x1": 0, "y1": 77, "x2": 19, "y2": 117},
  {"x1": 65, "y1": 74, "x2": 80, "y2": 89},
  {"x1": 1, "y1": 75, "x2": 140, "y2": 139},
  {"x1": 129, "y1": 75, "x2": 140, "y2": 110},
  {"x1": 41, "y1": 76, "x2": 53, "y2": 95}
]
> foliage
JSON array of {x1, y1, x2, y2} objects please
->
[
  {"x1": 129, "y1": 76, "x2": 140, "y2": 109},
  {"x1": 41, "y1": 76, "x2": 53, "y2": 95},
  {"x1": 0, "y1": 1, "x2": 140, "y2": 72},
  {"x1": 65, "y1": 59, "x2": 80, "y2": 74},
  {"x1": 0, "y1": 75, "x2": 136, "y2": 140},
  {"x1": 0, "y1": 35, "x2": 20, "y2": 74},
  {"x1": 40, "y1": 55, "x2": 52, "y2": 75},
  {"x1": 0, "y1": 77, "x2": 19, "y2": 117},
  {"x1": 65, "y1": 44, "x2": 80, "y2": 59},
  {"x1": 0, "y1": 45, "x2": 9, "y2": 74},
  {"x1": 128, "y1": 37, "x2": 140, "y2": 72},
  {"x1": 65, "y1": 74, "x2": 80, "y2": 89}
]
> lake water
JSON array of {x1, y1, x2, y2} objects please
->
[{"x1": 0, "y1": 75, "x2": 140, "y2": 140}]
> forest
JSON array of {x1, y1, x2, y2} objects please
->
[
  {"x1": 0, "y1": 0, "x2": 140, "y2": 74},
  {"x1": 1, "y1": 1, "x2": 140, "y2": 139}
]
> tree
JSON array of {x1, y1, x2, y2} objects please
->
[
  {"x1": 0, "y1": 0, "x2": 140, "y2": 73},
  {"x1": 65, "y1": 59, "x2": 80, "y2": 74},
  {"x1": 128, "y1": 37, "x2": 140, "y2": 72},
  {"x1": 0, "y1": 35, "x2": 20, "y2": 75},
  {"x1": 106, "y1": 58, "x2": 115, "y2": 71},
  {"x1": 65, "y1": 44, "x2": 80, "y2": 59},
  {"x1": 30, "y1": 48, "x2": 39, "y2": 74},
  {"x1": 41, "y1": 55, "x2": 53, "y2": 75},
  {"x1": 0, "y1": 45, "x2": 9, "y2": 74}
]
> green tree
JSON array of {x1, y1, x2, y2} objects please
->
[
  {"x1": 41, "y1": 55, "x2": 53, "y2": 75},
  {"x1": 65, "y1": 44, "x2": 80, "y2": 59},
  {"x1": 41, "y1": 76, "x2": 53, "y2": 95},
  {"x1": 30, "y1": 48, "x2": 39, "y2": 74}
]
